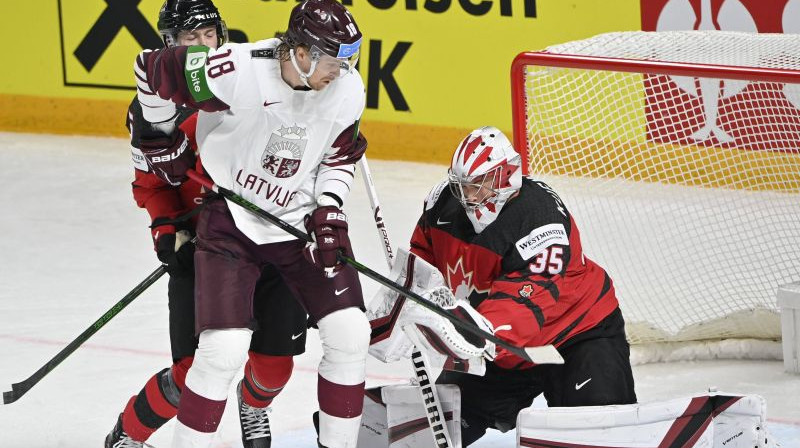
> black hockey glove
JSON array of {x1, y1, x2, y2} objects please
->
[{"x1": 156, "y1": 229, "x2": 195, "y2": 277}]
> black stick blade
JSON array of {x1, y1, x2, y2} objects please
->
[{"x1": 3, "y1": 389, "x2": 19, "y2": 404}]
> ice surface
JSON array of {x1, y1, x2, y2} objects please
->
[{"x1": 0, "y1": 132, "x2": 797, "y2": 447}]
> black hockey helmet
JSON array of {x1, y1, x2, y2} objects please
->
[
  {"x1": 157, "y1": 0, "x2": 228, "y2": 47},
  {"x1": 283, "y1": 0, "x2": 362, "y2": 66}
]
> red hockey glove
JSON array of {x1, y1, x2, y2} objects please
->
[
  {"x1": 303, "y1": 204, "x2": 352, "y2": 277},
  {"x1": 140, "y1": 130, "x2": 195, "y2": 186}
]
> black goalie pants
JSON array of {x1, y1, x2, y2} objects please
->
[{"x1": 437, "y1": 308, "x2": 637, "y2": 446}]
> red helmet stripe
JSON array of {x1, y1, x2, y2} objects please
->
[
  {"x1": 454, "y1": 137, "x2": 470, "y2": 164},
  {"x1": 497, "y1": 164, "x2": 520, "y2": 188},
  {"x1": 461, "y1": 136, "x2": 483, "y2": 164},
  {"x1": 468, "y1": 146, "x2": 494, "y2": 175}
]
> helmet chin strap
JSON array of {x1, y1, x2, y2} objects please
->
[{"x1": 289, "y1": 48, "x2": 318, "y2": 88}]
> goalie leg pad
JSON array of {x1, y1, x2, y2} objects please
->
[
  {"x1": 357, "y1": 384, "x2": 463, "y2": 448},
  {"x1": 517, "y1": 394, "x2": 777, "y2": 448}
]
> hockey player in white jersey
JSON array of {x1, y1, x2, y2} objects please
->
[
  {"x1": 109, "y1": 2, "x2": 310, "y2": 448},
  {"x1": 134, "y1": 1, "x2": 370, "y2": 447}
]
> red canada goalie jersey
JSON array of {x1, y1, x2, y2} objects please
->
[{"x1": 410, "y1": 177, "x2": 620, "y2": 369}]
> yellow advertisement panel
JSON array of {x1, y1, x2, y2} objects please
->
[{"x1": 3, "y1": 0, "x2": 641, "y2": 162}]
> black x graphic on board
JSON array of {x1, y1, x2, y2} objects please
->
[{"x1": 73, "y1": 0, "x2": 162, "y2": 72}]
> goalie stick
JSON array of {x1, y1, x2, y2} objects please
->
[
  {"x1": 358, "y1": 156, "x2": 455, "y2": 448},
  {"x1": 2, "y1": 264, "x2": 167, "y2": 404},
  {"x1": 186, "y1": 170, "x2": 564, "y2": 366}
]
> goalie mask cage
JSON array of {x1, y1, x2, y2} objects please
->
[{"x1": 511, "y1": 31, "x2": 800, "y2": 362}]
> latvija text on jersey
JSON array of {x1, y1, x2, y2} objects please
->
[{"x1": 235, "y1": 169, "x2": 298, "y2": 207}]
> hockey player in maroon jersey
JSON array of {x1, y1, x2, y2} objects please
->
[
  {"x1": 409, "y1": 126, "x2": 637, "y2": 446},
  {"x1": 132, "y1": 0, "x2": 370, "y2": 447},
  {"x1": 106, "y1": 1, "x2": 308, "y2": 447}
]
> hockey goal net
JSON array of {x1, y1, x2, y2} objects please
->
[{"x1": 511, "y1": 31, "x2": 800, "y2": 362}]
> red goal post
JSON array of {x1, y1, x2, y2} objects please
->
[
  {"x1": 511, "y1": 52, "x2": 800, "y2": 173},
  {"x1": 509, "y1": 31, "x2": 800, "y2": 362}
]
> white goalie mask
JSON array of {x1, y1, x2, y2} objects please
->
[{"x1": 448, "y1": 126, "x2": 522, "y2": 233}]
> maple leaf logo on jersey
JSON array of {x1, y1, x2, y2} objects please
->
[
  {"x1": 519, "y1": 284, "x2": 533, "y2": 298},
  {"x1": 262, "y1": 124, "x2": 308, "y2": 178},
  {"x1": 446, "y1": 257, "x2": 489, "y2": 301}
]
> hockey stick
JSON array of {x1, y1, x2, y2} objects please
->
[
  {"x1": 357, "y1": 158, "x2": 394, "y2": 266},
  {"x1": 2, "y1": 264, "x2": 167, "y2": 404},
  {"x1": 186, "y1": 170, "x2": 564, "y2": 365},
  {"x1": 358, "y1": 157, "x2": 455, "y2": 448}
]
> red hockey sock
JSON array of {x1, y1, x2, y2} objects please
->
[
  {"x1": 119, "y1": 357, "x2": 192, "y2": 441},
  {"x1": 171, "y1": 356, "x2": 193, "y2": 390},
  {"x1": 121, "y1": 368, "x2": 178, "y2": 441},
  {"x1": 241, "y1": 352, "x2": 293, "y2": 408}
]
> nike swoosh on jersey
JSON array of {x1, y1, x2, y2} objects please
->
[
  {"x1": 436, "y1": 218, "x2": 451, "y2": 225},
  {"x1": 263, "y1": 100, "x2": 282, "y2": 107},
  {"x1": 575, "y1": 378, "x2": 592, "y2": 390},
  {"x1": 335, "y1": 287, "x2": 349, "y2": 296},
  {"x1": 494, "y1": 324, "x2": 513, "y2": 332},
  {"x1": 291, "y1": 332, "x2": 304, "y2": 340}
]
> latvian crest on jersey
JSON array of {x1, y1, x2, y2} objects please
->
[{"x1": 262, "y1": 125, "x2": 307, "y2": 178}]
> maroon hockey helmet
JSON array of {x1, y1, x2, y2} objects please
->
[{"x1": 283, "y1": 0, "x2": 362, "y2": 68}]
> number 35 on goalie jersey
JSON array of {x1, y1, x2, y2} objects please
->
[{"x1": 410, "y1": 178, "x2": 620, "y2": 369}]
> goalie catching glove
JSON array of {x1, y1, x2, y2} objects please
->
[{"x1": 402, "y1": 285, "x2": 496, "y2": 362}]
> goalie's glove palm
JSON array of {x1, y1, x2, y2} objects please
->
[{"x1": 403, "y1": 287, "x2": 496, "y2": 361}]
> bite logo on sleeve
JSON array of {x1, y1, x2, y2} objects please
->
[{"x1": 184, "y1": 46, "x2": 212, "y2": 102}]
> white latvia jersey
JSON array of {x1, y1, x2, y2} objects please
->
[{"x1": 195, "y1": 38, "x2": 365, "y2": 244}]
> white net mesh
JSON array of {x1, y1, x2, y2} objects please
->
[{"x1": 517, "y1": 31, "x2": 800, "y2": 347}]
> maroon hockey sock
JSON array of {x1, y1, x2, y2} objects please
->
[
  {"x1": 318, "y1": 374, "x2": 365, "y2": 419},
  {"x1": 176, "y1": 386, "x2": 226, "y2": 433},
  {"x1": 121, "y1": 367, "x2": 180, "y2": 442},
  {"x1": 241, "y1": 352, "x2": 293, "y2": 408}
]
